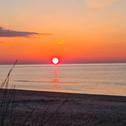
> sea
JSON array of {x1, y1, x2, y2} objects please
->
[{"x1": 0, "y1": 63, "x2": 126, "y2": 96}]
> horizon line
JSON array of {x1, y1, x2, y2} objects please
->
[{"x1": 0, "y1": 61, "x2": 126, "y2": 65}]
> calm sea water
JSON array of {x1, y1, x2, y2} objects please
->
[{"x1": 0, "y1": 63, "x2": 126, "y2": 96}]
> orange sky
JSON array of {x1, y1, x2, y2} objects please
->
[{"x1": 0, "y1": 0, "x2": 126, "y2": 64}]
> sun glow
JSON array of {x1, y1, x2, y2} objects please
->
[{"x1": 52, "y1": 57, "x2": 59, "y2": 65}]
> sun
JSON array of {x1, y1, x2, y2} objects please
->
[{"x1": 52, "y1": 57, "x2": 59, "y2": 65}]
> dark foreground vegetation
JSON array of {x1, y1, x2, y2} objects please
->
[{"x1": 0, "y1": 63, "x2": 126, "y2": 126}]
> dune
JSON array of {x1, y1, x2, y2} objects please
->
[{"x1": 0, "y1": 89, "x2": 126, "y2": 126}]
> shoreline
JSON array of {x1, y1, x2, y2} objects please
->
[{"x1": 1, "y1": 88, "x2": 126, "y2": 101}]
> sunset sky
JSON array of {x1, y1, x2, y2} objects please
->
[{"x1": 0, "y1": 0, "x2": 126, "y2": 64}]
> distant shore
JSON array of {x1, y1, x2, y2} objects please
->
[{"x1": 0, "y1": 89, "x2": 126, "y2": 126}]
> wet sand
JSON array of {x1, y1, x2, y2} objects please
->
[{"x1": 0, "y1": 89, "x2": 126, "y2": 126}]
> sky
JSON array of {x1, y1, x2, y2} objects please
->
[{"x1": 0, "y1": 0, "x2": 126, "y2": 64}]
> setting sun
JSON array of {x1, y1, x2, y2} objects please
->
[{"x1": 52, "y1": 57, "x2": 59, "y2": 65}]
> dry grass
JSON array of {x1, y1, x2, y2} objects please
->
[{"x1": 0, "y1": 62, "x2": 69, "y2": 126}]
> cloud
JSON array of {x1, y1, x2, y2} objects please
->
[
  {"x1": 0, "y1": 27, "x2": 52, "y2": 37},
  {"x1": 87, "y1": 0, "x2": 117, "y2": 9}
]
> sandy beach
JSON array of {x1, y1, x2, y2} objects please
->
[{"x1": 0, "y1": 89, "x2": 126, "y2": 126}]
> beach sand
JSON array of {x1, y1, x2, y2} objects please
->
[{"x1": 0, "y1": 89, "x2": 126, "y2": 126}]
